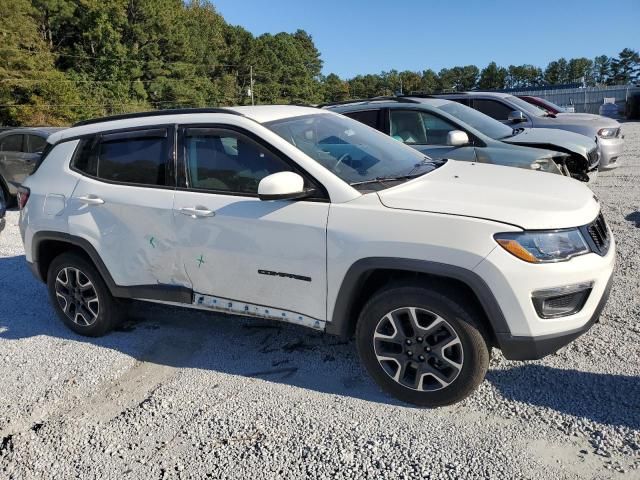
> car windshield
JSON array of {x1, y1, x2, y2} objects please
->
[
  {"x1": 537, "y1": 98, "x2": 566, "y2": 113},
  {"x1": 265, "y1": 113, "x2": 442, "y2": 188},
  {"x1": 507, "y1": 95, "x2": 548, "y2": 117},
  {"x1": 437, "y1": 102, "x2": 513, "y2": 140}
]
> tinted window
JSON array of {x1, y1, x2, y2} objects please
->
[
  {"x1": 437, "y1": 102, "x2": 513, "y2": 140},
  {"x1": 0, "y1": 135, "x2": 23, "y2": 152},
  {"x1": 26, "y1": 134, "x2": 47, "y2": 154},
  {"x1": 73, "y1": 129, "x2": 168, "y2": 186},
  {"x1": 472, "y1": 99, "x2": 513, "y2": 121},
  {"x1": 184, "y1": 128, "x2": 292, "y2": 194},
  {"x1": 389, "y1": 111, "x2": 427, "y2": 144},
  {"x1": 344, "y1": 110, "x2": 380, "y2": 130}
]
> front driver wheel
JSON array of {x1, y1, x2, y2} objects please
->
[
  {"x1": 356, "y1": 285, "x2": 489, "y2": 407},
  {"x1": 47, "y1": 252, "x2": 123, "y2": 336}
]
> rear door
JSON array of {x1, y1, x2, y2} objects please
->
[
  {"x1": 68, "y1": 126, "x2": 187, "y2": 289},
  {"x1": 173, "y1": 125, "x2": 329, "y2": 325}
]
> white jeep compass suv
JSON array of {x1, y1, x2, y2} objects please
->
[{"x1": 18, "y1": 106, "x2": 615, "y2": 406}]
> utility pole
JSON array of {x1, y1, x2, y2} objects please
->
[{"x1": 250, "y1": 65, "x2": 255, "y2": 106}]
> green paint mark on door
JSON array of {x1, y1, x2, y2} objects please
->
[
  {"x1": 149, "y1": 236, "x2": 156, "y2": 248},
  {"x1": 197, "y1": 255, "x2": 205, "y2": 268}
]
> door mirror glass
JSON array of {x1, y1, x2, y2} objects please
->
[
  {"x1": 258, "y1": 171, "x2": 307, "y2": 201},
  {"x1": 508, "y1": 111, "x2": 527, "y2": 123},
  {"x1": 446, "y1": 130, "x2": 470, "y2": 146}
]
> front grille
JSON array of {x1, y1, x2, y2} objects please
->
[
  {"x1": 586, "y1": 212, "x2": 610, "y2": 255},
  {"x1": 587, "y1": 147, "x2": 599, "y2": 168}
]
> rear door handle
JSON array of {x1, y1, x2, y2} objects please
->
[
  {"x1": 77, "y1": 195, "x2": 105, "y2": 205},
  {"x1": 180, "y1": 206, "x2": 215, "y2": 218}
]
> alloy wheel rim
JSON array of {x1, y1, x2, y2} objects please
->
[
  {"x1": 55, "y1": 267, "x2": 100, "y2": 326},
  {"x1": 373, "y1": 307, "x2": 463, "y2": 391}
]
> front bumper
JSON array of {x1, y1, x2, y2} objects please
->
[
  {"x1": 598, "y1": 137, "x2": 624, "y2": 169},
  {"x1": 496, "y1": 272, "x2": 613, "y2": 360}
]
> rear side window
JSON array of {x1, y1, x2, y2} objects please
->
[
  {"x1": 472, "y1": 99, "x2": 513, "y2": 121},
  {"x1": 343, "y1": 110, "x2": 381, "y2": 131},
  {"x1": 73, "y1": 128, "x2": 169, "y2": 186},
  {"x1": 0, "y1": 134, "x2": 24, "y2": 152},
  {"x1": 26, "y1": 134, "x2": 48, "y2": 154}
]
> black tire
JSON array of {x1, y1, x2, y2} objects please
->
[
  {"x1": 356, "y1": 285, "x2": 490, "y2": 407},
  {"x1": 47, "y1": 252, "x2": 124, "y2": 337}
]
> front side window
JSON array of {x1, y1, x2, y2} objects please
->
[
  {"x1": 73, "y1": 128, "x2": 168, "y2": 186},
  {"x1": 265, "y1": 113, "x2": 436, "y2": 187},
  {"x1": 472, "y1": 99, "x2": 513, "y2": 121},
  {"x1": 389, "y1": 111, "x2": 427, "y2": 144},
  {"x1": 184, "y1": 128, "x2": 292, "y2": 194},
  {"x1": 437, "y1": 102, "x2": 514, "y2": 140},
  {"x1": 0, "y1": 135, "x2": 23, "y2": 152}
]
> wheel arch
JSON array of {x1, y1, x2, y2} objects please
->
[
  {"x1": 30, "y1": 231, "x2": 191, "y2": 303},
  {"x1": 326, "y1": 258, "x2": 510, "y2": 344}
]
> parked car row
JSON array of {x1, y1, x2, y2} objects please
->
[
  {"x1": 322, "y1": 96, "x2": 600, "y2": 181},
  {"x1": 17, "y1": 105, "x2": 615, "y2": 407}
]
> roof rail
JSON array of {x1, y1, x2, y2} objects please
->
[
  {"x1": 319, "y1": 96, "x2": 421, "y2": 108},
  {"x1": 72, "y1": 107, "x2": 243, "y2": 127}
]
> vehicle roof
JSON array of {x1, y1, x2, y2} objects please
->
[
  {"x1": 326, "y1": 97, "x2": 452, "y2": 111},
  {"x1": 47, "y1": 105, "x2": 328, "y2": 145},
  {"x1": 437, "y1": 91, "x2": 513, "y2": 99},
  {"x1": 0, "y1": 127, "x2": 64, "y2": 137}
]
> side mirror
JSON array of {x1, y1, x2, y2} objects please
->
[
  {"x1": 446, "y1": 130, "x2": 470, "y2": 146},
  {"x1": 508, "y1": 110, "x2": 527, "y2": 123},
  {"x1": 258, "y1": 171, "x2": 307, "y2": 201}
]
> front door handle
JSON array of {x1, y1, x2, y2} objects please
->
[
  {"x1": 77, "y1": 195, "x2": 105, "y2": 205},
  {"x1": 180, "y1": 206, "x2": 215, "y2": 218}
]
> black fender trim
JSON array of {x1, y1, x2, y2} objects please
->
[
  {"x1": 30, "y1": 231, "x2": 193, "y2": 303},
  {"x1": 326, "y1": 257, "x2": 511, "y2": 339}
]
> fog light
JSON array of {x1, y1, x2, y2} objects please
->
[{"x1": 532, "y1": 282, "x2": 593, "y2": 318}]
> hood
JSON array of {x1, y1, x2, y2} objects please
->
[
  {"x1": 377, "y1": 160, "x2": 599, "y2": 230},
  {"x1": 502, "y1": 128, "x2": 596, "y2": 157},
  {"x1": 556, "y1": 112, "x2": 620, "y2": 126}
]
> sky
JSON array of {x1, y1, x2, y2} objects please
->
[{"x1": 213, "y1": 0, "x2": 639, "y2": 78}]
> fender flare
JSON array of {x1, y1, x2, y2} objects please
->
[{"x1": 325, "y1": 257, "x2": 511, "y2": 339}]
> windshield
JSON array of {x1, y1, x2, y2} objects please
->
[
  {"x1": 265, "y1": 113, "x2": 439, "y2": 186},
  {"x1": 507, "y1": 95, "x2": 548, "y2": 117},
  {"x1": 537, "y1": 98, "x2": 566, "y2": 113},
  {"x1": 437, "y1": 102, "x2": 513, "y2": 140}
]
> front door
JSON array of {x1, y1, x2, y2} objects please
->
[
  {"x1": 389, "y1": 110, "x2": 477, "y2": 162},
  {"x1": 173, "y1": 126, "x2": 329, "y2": 326}
]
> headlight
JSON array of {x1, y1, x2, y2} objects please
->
[
  {"x1": 494, "y1": 229, "x2": 590, "y2": 263},
  {"x1": 597, "y1": 127, "x2": 618, "y2": 138},
  {"x1": 530, "y1": 157, "x2": 562, "y2": 174}
]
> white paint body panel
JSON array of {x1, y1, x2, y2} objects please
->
[
  {"x1": 377, "y1": 160, "x2": 599, "y2": 230},
  {"x1": 173, "y1": 190, "x2": 329, "y2": 321}
]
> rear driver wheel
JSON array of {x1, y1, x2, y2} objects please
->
[
  {"x1": 356, "y1": 285, "x2": 489, "y2": 407},
  {"x1": 47, "y1": 252, "x2": 123, "y2": 336}
]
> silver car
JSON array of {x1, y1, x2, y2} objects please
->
[
  {"x1": 0, "y1": 127, "x2": 63, "y2": 202},
  {"x1": 325, "y1": 97, "x2": 598, "y2": 181},
  {"x1": 437, "y1": 92, "x2": 623, "y2": 169}
]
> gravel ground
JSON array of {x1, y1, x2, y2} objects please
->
[{"x1": 0, "y1": 123, "x2": 639, "y2": 480}]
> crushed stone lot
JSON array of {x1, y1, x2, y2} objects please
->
[{"x1": 0, "y1": 123, "x2": 639, "y2": 480}]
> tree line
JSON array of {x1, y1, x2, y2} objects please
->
[{"x1": 1, "y1": 0, "x2": 639, "y2": 126}]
